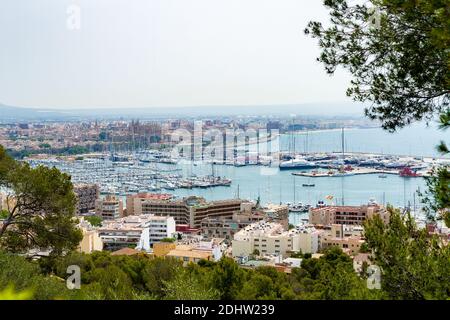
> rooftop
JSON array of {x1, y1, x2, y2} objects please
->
[{"x1": 99, "y1": 214, "x2": 174, "y2": 231}]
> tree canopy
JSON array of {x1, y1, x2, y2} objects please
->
[
  {"x1": 364, "y1": 207, "x2": 450, "y2": 299},
  {"x1": 0, "y1": 145, "x2": 82, "y2": 256},
  {"x1": 305, "y1": 0, "x2": 449, "y2": 131}
]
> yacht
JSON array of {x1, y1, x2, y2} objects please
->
[
  {"x1": 288, "y1": 202, "x2": 310, "y2": 213},
  {"x1": 279, "y1": 158, "x2": 318, "y2": 170}
]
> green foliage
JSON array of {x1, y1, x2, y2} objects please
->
[
  {"x1": 0, "y1": 250, "x2": 78, "y2": 300},
  {"x1": 1, "y1": 209, "x2": 448, "y2": 301},
  {"x1": 305, "y1": 0, "x2": 449, "y2": 131},
  {"x1": 290, "y1": 251, "x2": 303, "y2": 258},
  {"x1": 238, "y1": 273, "x2": 278, "y2": 300},
  {"x1": 85, "y1": 215, "x2": 103, "y2": 227},
  {"x1": 210, "y1": 257, "x2": 245, "y2": 300},
  {"x1": 422, "y1": 166, "x2": 450, "y2": 227},
  {"x1": 0, "y1": 210, "x2": 8, "y2": 219},
  {"x1": 160, "y1": 237, "x2": 176, "y2": 243},
  {"x1": 0, "y1": 285, "x2": 33, "y2": 300},
  {"x1": 0, "y1": 146, "x2": 82, "y2": 256},
  {"x1": 141, "y1": 257, "x2": 182, "y2": 298},
  {"x1": 359, "y1": 242, "x2": 370, "y2": 253},
  {"x1": 364, "y1": 207, "x2": 450, "y2": 299},
  {"x1": 38, "y1": 143, "x2": 51, "y2": 149},
  {"x1": 289, "y1": 247, "x2": 383, "y2": 300},
  {"x1": 421, "y1": 108, "x2": 450, "y2": 227},
  {"x1": 163, "y1": 270, "x2": 219, "y2": 300}
]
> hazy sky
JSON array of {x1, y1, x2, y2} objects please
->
[{"x1": 0, "y1": 0, "x2": 354, "y2": 109}]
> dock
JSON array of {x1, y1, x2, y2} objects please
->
[{"x1": 291, "y1": 168, "x2": 427, "y2": 178}]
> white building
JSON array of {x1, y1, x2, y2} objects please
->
[
  {"x1": 231, "y1": 221, "x2": 320, "y2": 258},
  {"x1": 294, "y1": 224, "x2": 321, "y2": 254},
  {"x1": 98, "y1": 214, "x2": 176, "y2": 252},
  {"x1": 148, "y1": 215, "x2": 177, "y2": 244}
]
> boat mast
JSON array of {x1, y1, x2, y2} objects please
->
[{"x1": 293, "y1": 176, "x2": 296, "y2": 203}]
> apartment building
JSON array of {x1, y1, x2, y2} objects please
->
[
  {"x1": 148, "y1": 215, "x2": 177, "y2": 244},
  {"x1": 141, "y1": 196, "x2": 245, "y2": 228},
  {"x1": 74, "y1": 184, "x2": 99, "y2": 214},
  {"x1": 96, "y1": 195, "x2": 123, "y2": 220},
  {"x1": 98, "y1": 214, "x2": 176, "y2": 251},
  {"x1": 232, "y1": 221, "x2": 320, "y2": 258},
  {"x1": 201, "y1": 211, "x2": 265, "y2": 242},
  {"x1": 319, "y1": 224, "x2": 365, "y2": 255},
  {"x1": 294, "y1": 224, "x2": 321, "y2": 254},
  {"x1": 126, "y1": 193, "x2": 173, "y2": 216},
  {"x1": 262, "y1": 204, "x2": 290, "y2": 228},
  {"x1": 309, "y1": 203, "x2": 389, "y2": 226}
]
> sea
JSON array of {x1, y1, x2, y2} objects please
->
[{"x1": 156, "y1": 123, "x2": 448, "y2": 224}]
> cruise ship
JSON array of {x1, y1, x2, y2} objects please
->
[{"x1": 279, "y1": 158, "x2": 318, "y2": 170}]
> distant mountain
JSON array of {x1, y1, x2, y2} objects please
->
[
  {"x1": 70, "y1": 102, "x2": 365, "y2": 118},
  {"x1": 0, "y1": 103, "x2": 68, "y2": 122},
  {"x1": 0, "y1": 102, "x2": 366, "y2": 122}
]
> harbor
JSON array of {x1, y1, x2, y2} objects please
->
[{"x1": 23, "y1": 126, "x2": 448, "y2": 214}]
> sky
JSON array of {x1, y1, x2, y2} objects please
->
[{"x1": 0, "y1": 0, "x2": 354, "y2": 109}]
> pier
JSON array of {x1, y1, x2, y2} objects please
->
[{"x1": 291, "y1": 168, "x2": 428, "y2": 178}]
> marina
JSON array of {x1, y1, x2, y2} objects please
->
[{"x1": 24, "y1": 126, "x2": 448, "y2": 219}]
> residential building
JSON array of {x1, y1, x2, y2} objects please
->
[
  {"x1": 232, "y1": 221, "x2": 320, "y2": 258},
  {"x1": 148, "y1": 215, "x2": 176, "y2": 244},
  {"x1": 262, "y1": 204, "x2": 289, "y2": 228},
  {"x1": 319, "y1": 224, "x2": 365, "y2": 255},
  {"x1": 201, "y1": 211, "x2": 265, "y2": 242},
  {"x1": 176, "y1": 224, "x2": 201, "y2": 236},
  {"x1": 126, "y1": 193, "x2": 173, "y2": 216},
  {"x1": 309, "y1": 203, "x2": 389, "y2": 226},
  {"x1": 164, "y1": 239, "x2": 225, "y2": 265},
  {"x1": 153, "y1": 242, "x2": 177, "y2": 257},
  {"x1": 74, "y1": 184, "x2": 99, "y2": 214},
  {"x1": 166, "y1": 245, "x2": 213, "y2": 265},
  {"x1": 294, "y1": 224, "x2": 321, "y2": 254},
  {"x1": 96, "y1": 195, "x2": 123, "y2": 220},
  {"x1": 141, "y1": 196, "x2": 245, "y2": 228},
  {"x1": 98, "y1": 214, "x2": 176, "y2": 251}
]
